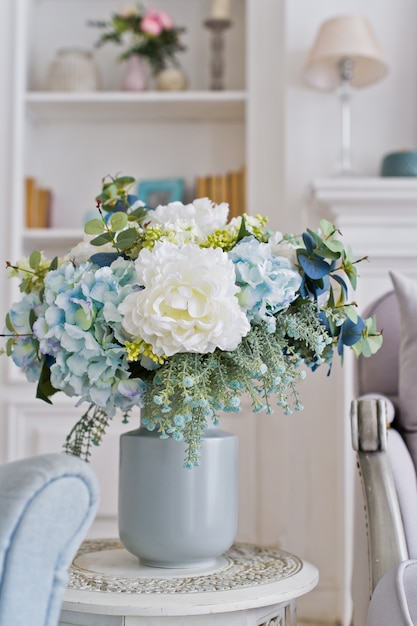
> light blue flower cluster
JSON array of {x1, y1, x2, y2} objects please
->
[
  {"x1": 8, "y1": 291, "x2": 46, "y2": 382},
  {"x1": 228, "y1": 236, "x2": 302, "y2": 332},
  {"x1": 33, "y1": 257, "x2": 146, "y2": 416}
]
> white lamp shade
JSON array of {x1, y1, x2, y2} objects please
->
[{"x1": 304, "y1": 15, "x2": 388, "y2": 91}]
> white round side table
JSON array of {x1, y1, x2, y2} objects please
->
[{"x1": 59, "y1": 539, "x2": 318, "y2": 626}]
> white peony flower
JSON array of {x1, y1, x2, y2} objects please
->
[
  {"x1": 146, "y1": 198, "x2": 229, "y2": 239},
  {"x1": 118, "y1": 241, "x2": 250, "y2": 356}
]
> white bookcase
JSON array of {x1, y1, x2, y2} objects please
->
[{"x1": 6, "y1": 0, "x2": 283, "y2": 539}]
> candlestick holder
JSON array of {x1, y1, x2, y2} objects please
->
[{"x1": 204, "y1": 18, "x2": 231, "y2": 90}]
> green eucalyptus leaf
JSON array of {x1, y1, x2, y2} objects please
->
[
  {"x1": 306, "y1": 228, "x2": 324, "y2": 248},
  {"x1": 327, "y1": 286, "x2": 335, "y2": 309},
  {"x1": 85, "y1": 219, "x2": 105, "y2": 236},
  {"x1": 104, "y1": 183, "x2": 118, "y2": 198},
  {"x1": 344, "y1": 305, "x2": 358, "y2": 323},
  {"x1": 344, "y1": 263, "x2": 357, "y2": 289},
  {"x1": 110, "y1": 212, "x2": 128, "y2": 231},
  {"x1": 313, "y1": 245, "x2": 341, "y2": 261},
  {"x1": 319, "y1": 219, "x2": 335, "y2": 238},
  {"x1": 128, "y1": 206, "x2": 149, "y2": 222},
  {"x1": 29, "y1": 250, "x2": 41, "y2": 270},
  {"x1": 351, "y1": 342, "x2": 363, "y2": 358},
  {"x1": 116, "y1": 228, "x2": 138, "y2": 249},
  {"x1": 91, "y1": 232, "x2": 112, "y2": 246},
  {"x1": 365, "y1": 334, "x2": 383, "y2": 355},
  {"x1": 366, "y1": 315, "x2": 380, "y2": 335},
  {"x1": 114, "y1": 176, "x2": 136, "y2": 188},
  {"x1": 343, "y1": 245, "x2": 355, "y2": 264},
  {"x1": 325, "y1": 239, "x2": 345, "y2": 254}
]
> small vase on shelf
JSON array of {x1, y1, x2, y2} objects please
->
[
  {"x1": 46, "y1": 48, "x2": 99, "y2": 92},
  {"x1": 154, "y1": 66, "x2": 188, "y2": 91},
  {"x1": 121, "y1": 55, "x2": 149, "y2": 91}
]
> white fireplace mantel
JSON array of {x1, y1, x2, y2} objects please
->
[{"x1": 310, "y1": 177, "x2": 417, "y2": 261}]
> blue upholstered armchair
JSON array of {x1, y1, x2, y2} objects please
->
[
  {"x1": 351, "y1": 272, "x2": 417, "y2": 626},
  {"x1": 0, "y1": 453, "x2": 99, "y2": 626}
]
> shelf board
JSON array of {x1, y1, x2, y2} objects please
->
[
  {"x1": 25, "y1": 91, "x2": 247, "y2": 123},
  {"x1": 23, "y1": 228, "x2": 83, "y2": 250}
]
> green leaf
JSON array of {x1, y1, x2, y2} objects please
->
[
  {"x1": 351, "y1": 342, "x2": 363, "y2": 358},
  {"x1": 49, "y1": 257, "x2": 59, "y2": 271},
  {"x1": 29, "y1": 308, "x2": 37, "y2": 329},
  {"x1": 110, "y1": 211, "x2": 128, "y2": 231},
  {"x1": 236, "y1": 215, "x2": 253, "y2": 243},
  {"x1": 36, "y1": 359, "x2": 59, "y2": 404},
  {"x1": 91, "y1": 232, "x2": 112, "y2": 246},
  {"x1": 365, "y1": 334, "x2": 383, "y2": 355},
  {"x1": 306, "y1": 228, "x2": 324, "y2": 248},
  {"x1": 103, "y1": 182, "x2": 118, "y2": 199},
  {"x1": 128, "y1": 206, "x2": 148, "y2": 221},
  {"x1": 115, "y1": 228, "x2": 138, "y2": 250},
  {"x1": 5, "y1": 312, "x2": 14, "y2": 332},
  {"x1": 114, "y1": 175, "x2": 136, "y2": 188},
  {"x1": 29, "y1": 250, "x2": 41, "y2": 270},
  {"x1": 313, "y1": 245, "x2": 341, "y2": 261},
  {"x1": 319, "y1": 219, "x2": 335, "y2": 238},
  {"x1": 85, "y1": 219, "x2": 105, "y2": 236},
  {"x1": 6, "y1": 338, "x2": 14, "y2": 357},
  {"x1": 344, "y1": 263, "x2": 357, "y2": 289},
  {"x1": 325, "y1": 239, "x2": 344, "y2": 254},
  {"x1": 366, "y1": 315, "x2": 379, "y2": 335},
  {"x1": 344, "y1": 305, "x2": 358, "y2": 323}
]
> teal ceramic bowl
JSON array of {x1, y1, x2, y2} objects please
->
[{"x1": 381, "y1": 151, "x2": 417, "y2": 177}]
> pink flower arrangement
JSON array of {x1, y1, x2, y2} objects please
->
[
  {"x1": 91, "y1": 4, "x2": 186, "y2": 74},
  {"x1": 141, "y1": 9, "x2": 173, "y2": 35}
]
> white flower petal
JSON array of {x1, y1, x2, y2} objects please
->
[{"x1": 119, "y1": 241, "x2": 250, "y2": 356}]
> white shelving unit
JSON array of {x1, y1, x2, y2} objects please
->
[
  {"x1": 25, "y1": 91, "x2": 247, "y2": 123},
  {"x1": 6, "y1": 0, "x2": 284, "y2": 540}
]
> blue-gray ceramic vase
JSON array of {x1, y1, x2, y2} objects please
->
[{"x1": 118, "y1": 424, "x2": 238, "y2": 568}]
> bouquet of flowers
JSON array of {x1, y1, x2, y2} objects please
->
[
  {"x1": 90, "y1": 4, "x2": 186, "y2": 74},
  {"x1": 3, "y1": 176, "x2": 382, "y2": 467}
]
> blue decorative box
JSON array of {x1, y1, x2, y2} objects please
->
[{"x1": 381, "y1": 151, "x2": 417, "y2": 177}]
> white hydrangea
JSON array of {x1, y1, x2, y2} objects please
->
[{"x1": 118, "y1": 241, "x2": 250, "y2": 356}]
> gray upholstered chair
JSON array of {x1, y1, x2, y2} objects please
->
[
  {"x1": 351, "y1": 275, "x2": 417, "y2": 626},
  {"x1": 0, "y1": 453, "x2": 99, "y2": 626}
]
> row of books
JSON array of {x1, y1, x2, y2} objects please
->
[
  {"x1": 195, "y1": 167, "x2": 246, "y2": 219},
  {"x1": 24, "y1": 168, "x2": 246, "y2": 229},
  {"x1": 25, "y1": 177, "x2": 52, "y2": 228}
]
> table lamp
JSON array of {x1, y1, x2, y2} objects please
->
[{"x1": 304, "y1": 15, "x2": 388, "y2": 174}]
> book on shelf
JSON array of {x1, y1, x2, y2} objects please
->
[
  {"x1": 195, "y1": 166, "x2": 246, "y2": 219},
  {"x1": 25, "y1": 177, "x2": 52, "y2": 228}
]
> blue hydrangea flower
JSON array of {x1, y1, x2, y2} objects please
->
[
  {"x1": 228, "y1": 236, "x2": 302, "y2": 332},
  {"x1": 7, "y1": 291, "x2": 46, "y2": 382},
  {"x1": 33, "y1": 257, "x2": 146, "y2": 415}
]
